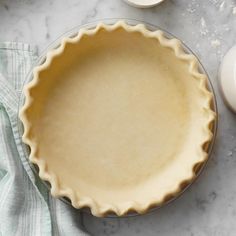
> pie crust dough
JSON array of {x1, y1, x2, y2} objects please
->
[{"x1": 20, "y1": 21, "x2": 216, "y2": 217}]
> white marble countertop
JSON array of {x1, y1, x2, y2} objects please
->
[{"x1": 1, "y1": 0, "x2": 236, "y2": 235}]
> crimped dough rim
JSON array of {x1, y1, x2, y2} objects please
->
[{"x1": 19, "y1": 21, "x2": 216, "y2": 217}]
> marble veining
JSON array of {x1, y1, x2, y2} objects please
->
[{"x1": 1, "y1": 0, "x2": 236, "y2": 235}]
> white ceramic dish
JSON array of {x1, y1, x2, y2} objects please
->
[
  {"x1": 219, "y1": 45, "x2": 236, "y2": 113},
  {"x1": 124, "y1": 0, "x2": 165, "y2": 8}
]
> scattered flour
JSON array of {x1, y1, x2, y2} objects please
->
[
  {"x1": 201, "y1": 17, "x2": 206, "y2": 28},
  {"x1": 225, "y1": 26, "x2": 230, "y2": 31},
  {"x1": 200, "y1": 17, "x2": 209, "y2": 35},
  {"x1": 233, "y1": 6, "x2": 236, "y2": 15},
  {"x1": 186, "y1": 1, "x2": 197, "y2": 14},
  {"x1": 187, "y1": 7, "x2": 196, "y2": 13},
  {"x1": 211, "y1": 39, "x2": 221, "y2": 48},
  {"x1": 219, "y1": 1, "x2": 225, "y2": 11},
  {"x1": 210, "y1": 0, "x2": 219, "y2": 4}
]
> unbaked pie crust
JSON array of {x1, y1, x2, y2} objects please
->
[{"x1": 20, "y1": 21, "x2": 216, "y2": 217}]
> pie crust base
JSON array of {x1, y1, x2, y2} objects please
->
[{"x1": 20, "y1": 21, "x2": 216, "y2": 217}]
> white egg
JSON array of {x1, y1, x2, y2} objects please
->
[{"x1": 219, "y1": 45, "x2": 236, "y2": 113}]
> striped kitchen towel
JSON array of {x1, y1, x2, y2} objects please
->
[{"x1": 0, "y1": 42, "x2": 89, "y2": 236}]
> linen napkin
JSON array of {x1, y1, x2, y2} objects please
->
[{"x1": 0, "y1": 42, "x2": 89, "y2": 236}]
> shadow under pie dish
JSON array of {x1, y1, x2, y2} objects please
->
[{"x1": 19, "y1": 21, "x2": 216, "y2": 217}]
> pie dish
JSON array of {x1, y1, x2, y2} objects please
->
[{"x1": 20, "y1": 21, "x2": 216, "y2": 217}]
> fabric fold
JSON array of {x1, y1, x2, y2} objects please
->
[{"x1": 0, "y1": 42, "x2": 88, "y2": 236}]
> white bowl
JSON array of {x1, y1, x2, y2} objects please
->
[
  {"x1": 123, "y1": 0, "x2": 165, "y2": 8},
  {"x1": 219, "y1": 45, "x2": 236, "y2": 113}
]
